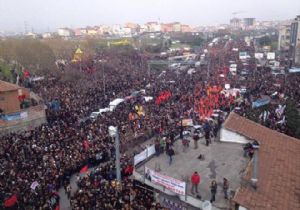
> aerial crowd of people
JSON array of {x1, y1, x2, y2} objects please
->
[{"x1": 0, "y1": 36, "x2": 299, "y2": 210}]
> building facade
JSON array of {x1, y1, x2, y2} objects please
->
[
  {"x1": 230, "y1": 18, "x2": 241, "y2": 28},
  {"x1": 243, "y1": 18, "x2": 255, "y2": 29},
  {"x1": 278, "y1": 24, "x2": 291, "y2": 51},
  {"x1": 290, "y1": 15, "x2": 300, "y2": 66},
  {"x1": 0, "y1": 81, "x2": 21, "y2": 114},
  {"x1": 57, "y1": 28, "x2": 74, "y2": 37}
]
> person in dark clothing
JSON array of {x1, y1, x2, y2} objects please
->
[
  {"x1": 167, "y1": 146, "x2": 175, "y2": 165},
  {"x1": 193, "y1": 131, "x2": 200, "y2": 149},
  {"x1": 210, "y1": 180, "x2": 217, "y2": 203},
  {"x1": 223, "y1": 178, "x2": 229, "y2": 199},
  {"x1": 154, "y1": 139, "x2": 160, "y2": 156},
  {"x1": 203, "y1": 121, "x2": 211, "y2": 146}
]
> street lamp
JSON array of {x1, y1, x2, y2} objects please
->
[{"x1": 108, "y1": 126, "x2": 121, "y2": 182}]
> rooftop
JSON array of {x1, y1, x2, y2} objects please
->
[
  {"x1": 135, "y1": 136, "x2": 249, "y2": 209},
  {"x1": 224, "y1": 112, "x2": 300, "y2": 210},
  {"x1": 0, "y1": 80, "x2": 20, "y2": 92}
]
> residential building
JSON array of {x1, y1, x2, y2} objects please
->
[
  {"x1": 120, "y1": 27, "x2": 132, "y2": 37},
  {"x1": 57, "y1": 28, "x2": 74, "y2": 37},
  {"x1": 86, "y1": 27, "x2": 98, "y2": 36},
  {"x1": 125, "y1": 22, "x2": 139, "y2": 32},
  {"x1": 42, "y1": 33, "x2": 52, "y2": 39},
  {"x1": 146, "y1": 22, "x2": 161, "y2": 32},
  {"x1": 0, "y1": 81, "x2": 22, "y2": 114},
  {"x1": 223, "y1": 112, "x2": 300, "y2": 210},
  {"x1": 243, "y1": 18, "x2": 255, "y2": 28},
  {"x1": 74, "y1": 28, "x2": 83, "y2": 37},
  {"x1": 25, "y1": 32, "x2": 37, "y2": 39},
  {"x1": 230, "y1": 18, "x2": 242, "y2": 28},
  {"x1": 100, "y1": 25, "x2": 112, "y2": 36},
  {"x1": 80, "y1": 28, "x2": 87, "y2": 36},
  {"x1": 181, "y1": 25, "x2": 193, "y2": 33},
  {"x1": 278, "y1": 24, "x2": 290, "y2": 51},
  {"x1": 172, "y1": 22, "x2": 181, "y2": 32},
  {"x1": 139, "y1": 24, "x2": 149, "y2": 33},
  {"x1": 161, "y1": 23, "x2": 173, "y2": 33},
  {"x1": 112, "y1": 24, "x2": 122, "y2": 35},
  {"x1": 290, "y1": 15, "x2": 300, "y2": 66}
]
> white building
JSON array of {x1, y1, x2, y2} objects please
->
[{"x1": 57, "y1": 28, "x2": 73, "y2": 37}]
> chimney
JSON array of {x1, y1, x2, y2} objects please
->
[{"x1": 251, "y1": 141, "x2": 260, "y2": 190}]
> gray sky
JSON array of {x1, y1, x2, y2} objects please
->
[{"x1": 0, "y1": 0, "x2": 299, "y2": 33}]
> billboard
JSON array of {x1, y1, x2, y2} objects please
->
[
  {"x1": 267, "y1": 52, "x2": 275, "y2": 60},
  {"x1": 254, "y1": 53, "x2": 264, "y2": 59},
  {"x1": 134, "y1": 145, "x2": 155, "y2": 165},
  {"x1": 145, "y1": 167, "x2": 186, "y2": 195}
]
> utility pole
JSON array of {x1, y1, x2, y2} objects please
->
[
  {"x1": 103, "y1": 62, "x2": 106, "y2": 98},
  {"x1": 207, "y1": 52, "x2": 210, "y2": 80},
  {"x1": 115, "y1": 129, "x2": 121, "y2": 182},
  {"x1": 108, "y1": 126, "x2": 121, "y2": 182}
]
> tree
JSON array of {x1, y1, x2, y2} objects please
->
[
  {"x1": 43, "y1": 38, "x2": 78, "y2": 60},
  {"x1": 285, "y1": 101, "x2": 300, "y2": 139},
  {"x1": 0, "y1": 38, "x2": 57, "y2": 75},
  {"x1": 14, "y1": 39, "x2": 57, "y2": 74},
  {"x1": 258, "y1": 36, "x2": 272, "y2": 46},
  {"x1": 0, "y1": 61, "x2": 13, "y2": 81}
]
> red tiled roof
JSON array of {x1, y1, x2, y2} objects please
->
[
  {"x1": 0, "y1": 80, "x2": 20, "y2": 92},
  {"x1": 224, "y1": 112, "x2": 300, "y2": 210}
]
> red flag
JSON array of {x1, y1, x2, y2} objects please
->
[
  {"x1": 83, "y1": 140, "x2": 89, "y2": 151},
  {"x1": 4, "y1": 194, "x2": 17, "y2": 207},
  {"x1": 55, "y1": 205, "x2": 60, "y2": 210},
  {"x1": 80, "y1": 165, "x2": 88, "y2": 173}
]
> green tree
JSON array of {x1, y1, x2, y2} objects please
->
[
  {"x1": 258, "y1": 36, "x2": 272, "y2": 46},
  {"x1": 285, "y1": 101, "x2": 300, "y2": 139},
  {"x1": 0, "y1": 61, "x2": 13, "y2": 81},
  {"x1": 14, "y1": 39, "x2": 56, "y2": 74}
]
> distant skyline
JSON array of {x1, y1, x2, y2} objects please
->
[{"x1": 0, "y1": 0, "x2": 299, "y2": 33}]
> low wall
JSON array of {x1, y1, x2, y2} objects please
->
[
  {"x1": 0, "y1": 105, "x2": 47, "y2": 136},
  {"x1": 133, "y1": 170, "x2": 203, "y2": 209}
]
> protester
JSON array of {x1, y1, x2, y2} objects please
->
[
  {"x1": 210, "y1": 180, "x2": 218, "y2": 203},
  {"x1": 191, "y1": 172, "x2": 200, "y2": 194},
  {"x1": 167, "y1": 146, "x2": 175, "y2": 165},
  {"x1": 193, "y1": 130, "x2": 200, "y2": 149},
  {"x1": 1, "y1": 36, "x2": 299, "y2": 209},
  {"x1": 223, "y1": 178, "x2": 229, "y2": 200}
]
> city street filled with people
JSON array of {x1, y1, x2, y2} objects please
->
[{"x1": 1, "y1": 35, "x2": 300, "y2": 210}]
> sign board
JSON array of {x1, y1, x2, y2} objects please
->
[
  {"x1": 267, "y1": 52, "x2": 275, "y2": 60},
  {"x1": 254, "y1": 53, "x2": 264, "y2": 59},
  {"x1": 225, "y1": 84, "x2": 230, "y2": 90},
  {"x1": 221, "y1": 88, "x2": 240, "y2": 97},
  {"x1": 134, "y1": 145, "x2": 155, "y2": 165},
  {"x1": 273, "y1": 61, "x2": 280, "y2": 67},
  {"x1": 145, "y1": 167, "x2": 186, "y2": 195},
  {"x1": 289, "y1": 68, "x2": 300, "y2": 73},
  {"x1": 181, "y1": 119, "x2": 193, "y2": 127},
  {"x1": 20, "y1": 112, "x2": 28, "y2": 119}
]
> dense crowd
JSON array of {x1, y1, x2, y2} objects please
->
[{"x1": 1, "y1": 37, "x2": 299, "y2": 210}]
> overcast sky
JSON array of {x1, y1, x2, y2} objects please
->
[{"x1": 0, "y1": 0, "x2": 299, "y2": 33}]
